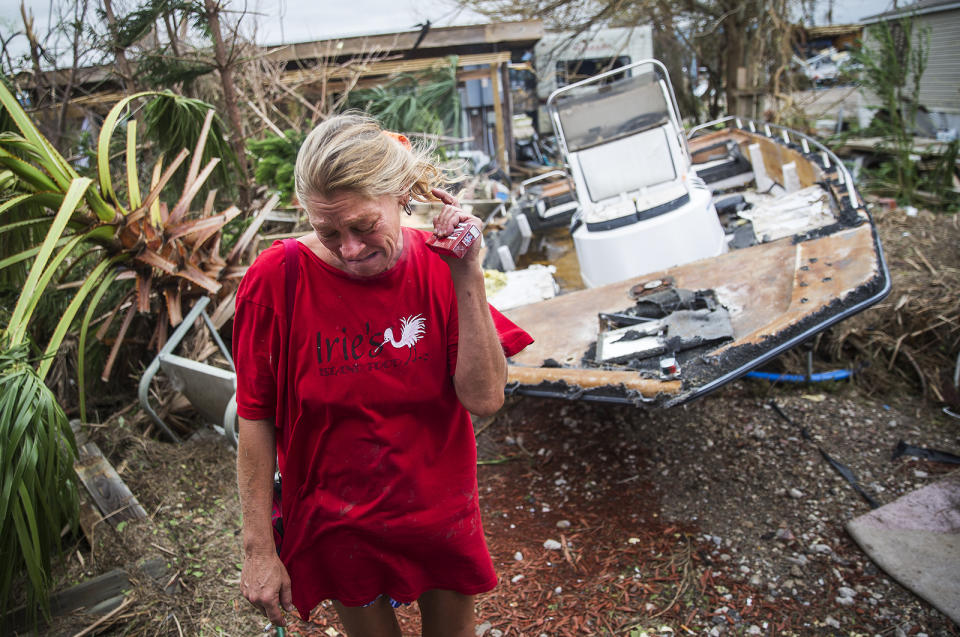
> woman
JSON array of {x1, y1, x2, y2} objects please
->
[{"x1": 233, "y1": 113, "x2": 532, "y2": 636}]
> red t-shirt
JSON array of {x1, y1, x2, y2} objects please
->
[{"x1": 233, "y1": 228, "x2": 532, "y2": 618}]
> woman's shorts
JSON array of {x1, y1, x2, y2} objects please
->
[{"x1": 360, "y1": 594, "x2": 409, "y2": 608}]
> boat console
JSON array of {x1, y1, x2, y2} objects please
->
[{"x1": 547, "y1": 61, "x2": 727, "y2": 287}]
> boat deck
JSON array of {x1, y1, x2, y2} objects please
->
[{"x1": 504, "y1": 221, "x2": 883, "y2": 403}]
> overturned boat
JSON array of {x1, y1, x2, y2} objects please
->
[{"x1": 492, "y1": 59, "x2": 890, "y2": 407}]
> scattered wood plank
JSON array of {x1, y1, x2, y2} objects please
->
[
  {"x1": 51, "y1": 568, "x2": 131, "y2": 616},
  {"x1": 77, "y1": 493, "x2": 101, "y2": 546},
  {"x1": 836, "y1": 136, "x2": 957, "y2": 158},
  {"x1": 71, "y1": 423, "x2": 147, "y2": 526},
  {"x1": 70, "y1": 595, "x2": 135, "y2": 637},
  {"x1": 5, "y1": 558, "x2": 169, "y2": 632}
]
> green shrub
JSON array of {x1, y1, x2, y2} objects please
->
[
  {"x1": 246, "y1": 130, "x2": 305, "y2": 205},
  {"x1": 852, "y1": 17, "x2": 928, "y2": 206}
]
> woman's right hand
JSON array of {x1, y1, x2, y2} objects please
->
[{"x1": 241, "y1": 550, "x2": 294, "y2": 626}]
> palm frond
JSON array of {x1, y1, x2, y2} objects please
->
[
  {"x1": 96, "y1": 91, "x2": 157, "y2": 212},
  {"x1": 142, "y1": 92, "x2": 239, "y2": 196},
  {"x1": 37, "y1": 253, "x2": 129, "y2": 381},
  {"x1": 77, "y1": 268, "x2": 122, "y2": 422},
  {"x1": 0, "y1": 341, "x2": 78, "y2": 630},
  {"x1": 0, "y1": 193, "x2": 57, "y2": 290},
  {"x1": 7, "y1": 178, "x2": 91, "y2": 346},
  {"x1": 344, "y1": 56, "x2": 461, "y2": 139}
]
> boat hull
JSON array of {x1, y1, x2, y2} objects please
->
[
  {"x1": 505, "y1": 220, "x2": 888, "y2": 406},
  {"x1": 501, "y1": 121, "x2": 890, "y2": 407}
]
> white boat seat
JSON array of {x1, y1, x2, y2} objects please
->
[{"x1": 576, "y1": 126, "x2": 678, "y2": 202}]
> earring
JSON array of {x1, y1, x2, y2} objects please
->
[{"x1": 403, "y1": 200, "x2": 413, "y2": 216}]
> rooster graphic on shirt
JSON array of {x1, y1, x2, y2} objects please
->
[{"x1": 379, "y1": 314, "x2": 426, "y2": 361}]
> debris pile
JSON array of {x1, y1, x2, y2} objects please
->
[{"x1": 817, "y1": 203, "x2": 960, "y2": 410}]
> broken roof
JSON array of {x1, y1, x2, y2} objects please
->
[
  {"x1": 861, "y1": 0, "x2": 960, "y2": 24},
  {"x1": 262, "y1": 20, "x2": 543, "y2": 65}
]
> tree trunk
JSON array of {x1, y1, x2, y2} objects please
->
[
  {"x1": 54, "y1": 0, "x2": 88, "y2": 150},
  {"x1": 202, "y1": 0, "x2": 251, "y2": 208},
  {"x1": 162, "y1": 10, "x2": 195, "y2": 98},
  {"x1": 654, "y1": 4, "x2": 702, "y2": 123},
  {"x1": 101, "y1": 0, "x2": 135, "y2": 90},
  {"x1": 723, "y1": 9, "x2": 745, "y2": 116},
  {"x1": 163, "y1": 12, "x2": 182, "y2": 58},
  {"x1": 20, "y1": 3, "x2": 48, "y2": 103}
]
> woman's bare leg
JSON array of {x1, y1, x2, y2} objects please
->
[
  {"x1": 333, "y1": 596, "x2": 402, "y2": 637},
  {"x1": 418, "y1": 589, "x2": 475, "y2": 637}
]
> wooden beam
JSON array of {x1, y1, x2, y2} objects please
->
[
  {"x1": 72, "y1": 423, "x2": 147, "y2": 526},
  {"x1": 835, "y1": 136, "x2": 957, "y2": 158},
  {"x1": 59, "y1": 91, "x2": 125, "y2": 107},
  {"x1": 501, "y1": 62, "x2": 515, "y2": 165},
  {"x1": 307, "y1": 68, "x2": 497, "y2": 93},
  {"x1": 5, "y1": 557, "x2": 173, "y2": 632},
  {"x1": 459, "y1": 68, "x2": 496, "y2": 82},
  {"x1": 264, "y1": 20, "x2": 543, "y2": 63},
  {"x1": 490, "y1": 63, "x2": 507, "y2": 168},
  {"x1": 281, "y1": 51, "x2": 512, "y2": 86}
]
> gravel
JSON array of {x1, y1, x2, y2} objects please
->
[{"x1": 475, "y1": 377, "x2": 959, "y2": 634}]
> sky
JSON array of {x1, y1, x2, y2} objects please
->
[
  {"x1": 249, "y1": 0, "x2": 897, "y2": 46},
  {"x1": 249, "y1": 0, "x2": 488, "y2": 46},
  {"x1": 0, "y1": 0, "x2": 897, "y2": 60}
]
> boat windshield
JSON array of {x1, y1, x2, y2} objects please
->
[{"x1": 554, "y1": 71, "x2": 671, "y2": 152}]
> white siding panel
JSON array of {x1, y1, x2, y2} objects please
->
[{"x1": 918, "y1": 9, "x2": 960, "y2": 112}]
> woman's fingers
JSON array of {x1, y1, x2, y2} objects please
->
[
  {"x1": 431, "y1": 188, "x2": 461, "y2": 235},
  {"x1": 431, "y1": 187, "x2": 458, "y2": 207},
  {"x1": 262, "y1": 595, "x2": 287, "y2": 626},
  {"x1": 280, "y1": 571, "x2": 295, "y2": 612},
  {"x1": 430, "y1": 189, "x2": 480, "y2": 238},
  {"x1": 241, "y1": 553, "x2": 291, "y2": 626},
  {"x1": 433, "y1": 204, "x2": 466, "y2": 237}
]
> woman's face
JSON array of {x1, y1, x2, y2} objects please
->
[{"x1": 304, "y1": 190, "x2": 405, "y2": 277}]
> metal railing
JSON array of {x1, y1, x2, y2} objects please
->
[
  {"x1": 686, "y1": 116, "x2": 860, "y2": 208},
  {"x1": 546, "y1": 59, "x2": 690, "y2": 165}
]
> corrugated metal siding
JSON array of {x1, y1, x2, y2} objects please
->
[
  {"x1": 918, "y1": 9, "x2": 960, "y2": 112},
  {"x1": 860, "y1": 9, "x2": 960, "y2": 114}
]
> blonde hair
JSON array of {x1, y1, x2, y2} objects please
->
[{"x1": 294, "y1": 113, "x2": 446, "y2": 206}]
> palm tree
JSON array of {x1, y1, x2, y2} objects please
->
[
  {"x1": 346, "y1": 56, "x2": 462, "y2": 141},
  {"x1": 0, "y1": 84, "x2": 261, "y2": 628}
]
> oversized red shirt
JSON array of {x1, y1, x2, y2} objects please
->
[{"x1": 233, "y1": 228, "x2": 532, "y2": 618}]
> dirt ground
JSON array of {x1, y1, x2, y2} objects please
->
[{"x1": 35, "y1": 206, "x2": 960, "y2": 636}]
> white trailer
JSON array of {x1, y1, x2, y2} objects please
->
[{"x1": 534, "y1": 25, "x2": 653, "y2": 130}]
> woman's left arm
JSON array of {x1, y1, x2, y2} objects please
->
[{"x1": 432, "y1": 188, "x2": 507, "y2": 416}]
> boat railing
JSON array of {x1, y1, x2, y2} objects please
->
[
  {"x1": 687, "y1": 116, "x2": 859, "y2": 209},
  {"x1": 519, "y1": 170, "x2": 571, "y2": 197}
]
